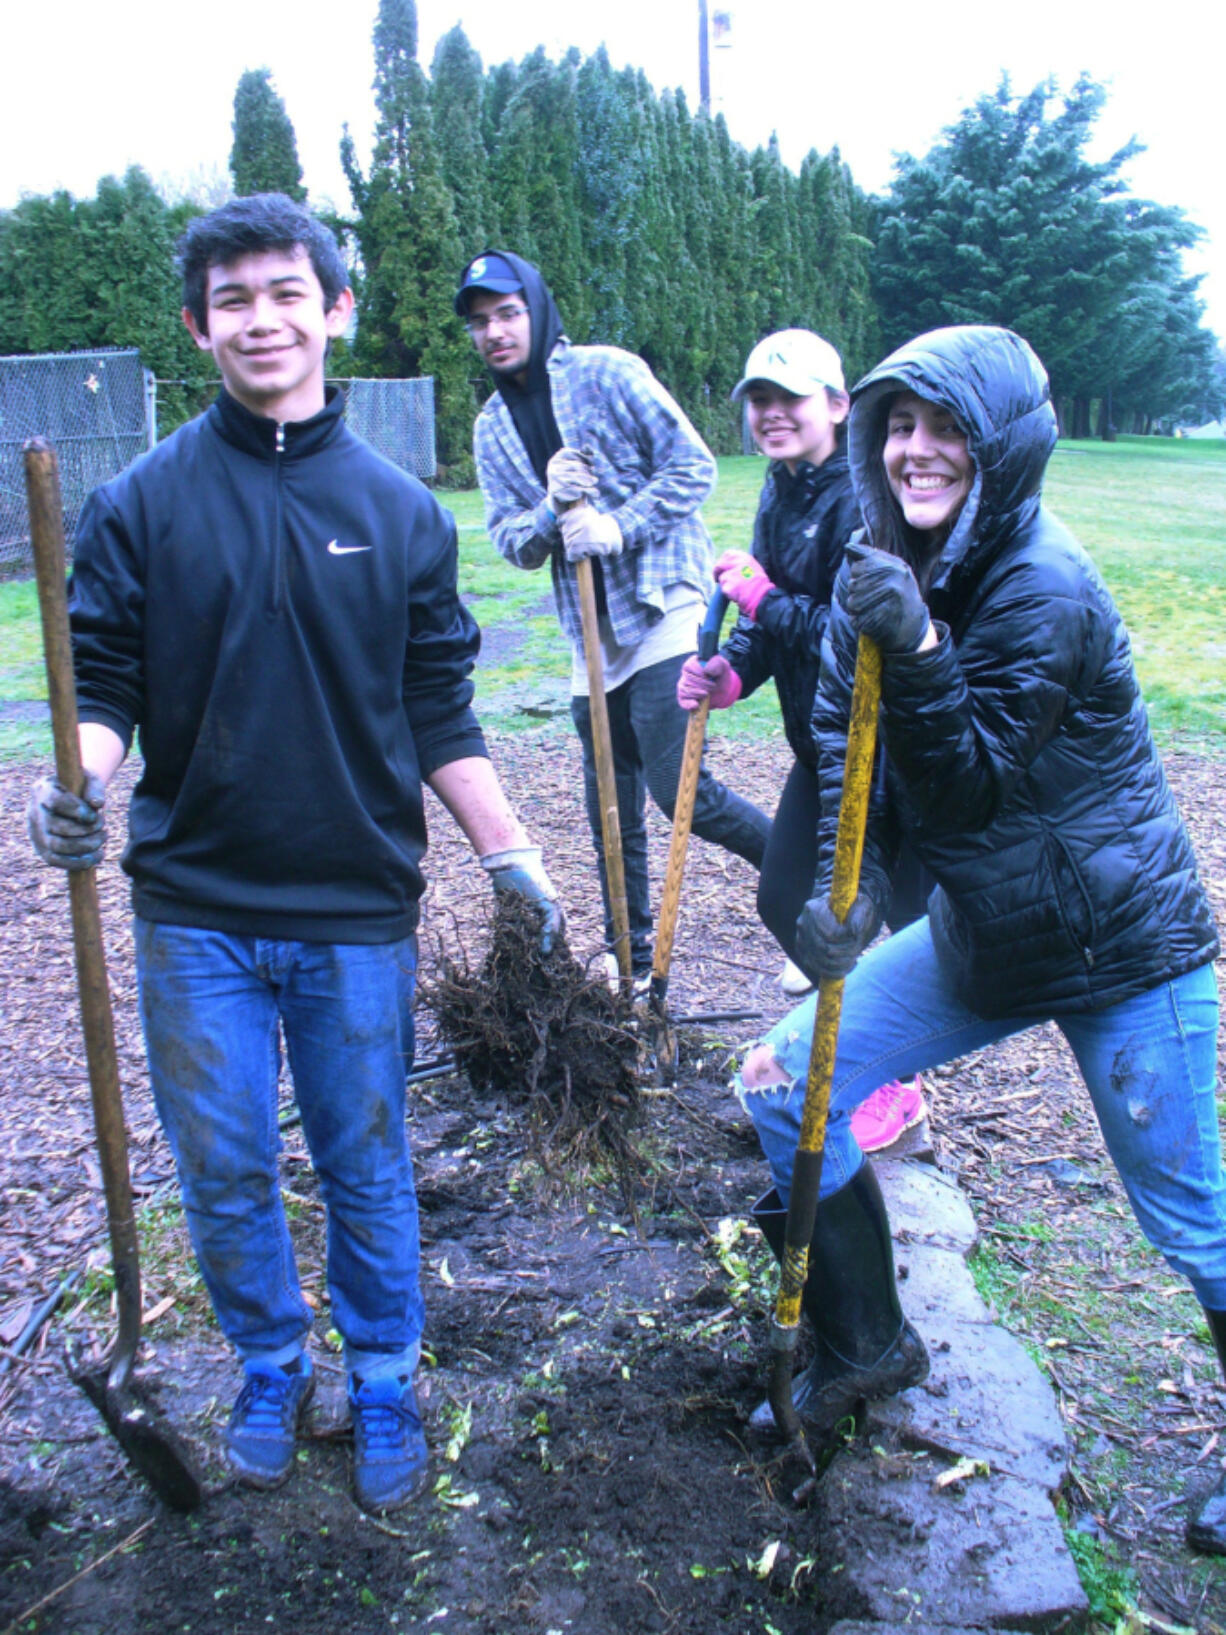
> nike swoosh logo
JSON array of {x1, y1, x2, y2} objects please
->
[{"x1": 327, "y1": 540, "x2": 371, "y2": 555}]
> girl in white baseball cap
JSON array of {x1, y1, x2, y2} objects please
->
[{"x1": 677, "y1": 330, "x2": 929, "y2": 1154}]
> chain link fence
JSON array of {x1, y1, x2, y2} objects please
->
[
  {"x1": 1, "y1": 350, "x2": 153, "y2": 576},
  {"x1": 1, "y1": 361, "x2": 437, "y2": 578},
  {"x1": 332, "y1": 377, "x2": 435, "y2": 480}
]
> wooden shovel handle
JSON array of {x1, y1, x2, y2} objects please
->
[
  {"x1": 24, "y1": 439, "x2": 142, "y2": 1384},
  {"x1": 651, "y1": 699, "x2": 708, "y2": 988},
  {"x1": 574, "y1": 553, "x2": 633, "y2": 987}
]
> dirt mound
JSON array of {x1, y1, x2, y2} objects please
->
[{"x1": 425, "y1": 892, "x2": 644, "y2": 1188}]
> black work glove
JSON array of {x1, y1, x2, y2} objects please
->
[
  {"x1": 27, "y1": 771, "x2": 107, "y2": 870},
  {"x1": 843, "y1": 541, "x2": 929, "y2": 653},
  {"x1": 795, "y1": 890, "x2": 882, "y2": 983}
]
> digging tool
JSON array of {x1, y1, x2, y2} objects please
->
[
  {"x1": 766, "y1": 632, "x2": 882, "y2": 1499},
  {"x1": 24, "y1": 438, "x2": 205, "y2": 1512},
  {"x1": 574, "y1": 548, "x2": 633, "y2": 990},
  {"x1": 646, "y1": 589, "x2": 730, "y2": 1081}
]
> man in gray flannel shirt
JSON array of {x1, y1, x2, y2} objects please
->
[{"x1": 457, "y1": 250, "x2": 769, "y2": 986}]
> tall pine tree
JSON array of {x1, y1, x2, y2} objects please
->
[
  {"x1": 342, "y1": 0, "x2": 475, "y2": 474},
  {"x1": 230, "y1": 69, "x2": 307, "y2": 201},
  {"x1": 430, "y1": 27, "x2": 490, "y2": 259}
]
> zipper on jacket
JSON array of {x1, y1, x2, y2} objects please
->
[{"x1": 269, "y1": 424, "x2": 286, "y2": 617}]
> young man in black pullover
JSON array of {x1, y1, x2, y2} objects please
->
[{"x1": 27, "y1": 194, "x2": 559, "y2": 1515}]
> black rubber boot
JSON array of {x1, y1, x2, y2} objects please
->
[
  {"x1": 749, "y1": 1163, "x2": 929, "y2": 1432},
  {"x1": 1185, "y1": 1308, "x2": 1226, "y2": 1554}
]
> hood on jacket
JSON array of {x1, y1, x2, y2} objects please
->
[
  {"x1": 847, "y1": 325, "x2": 1057, "y2": 589},
  {"x1": 467, "y1": 248, "x2": 565, "y2": 394},
  {"x1": 466, "y1": 247, "x2": 567, "y2": 483}
]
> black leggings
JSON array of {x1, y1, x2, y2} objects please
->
[{"x1": 757, "y1": 758, "x2": 931, "y2": 962}]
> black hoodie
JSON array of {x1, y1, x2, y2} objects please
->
[{"x1": 471, "y1": 248, "x2": 566, "y2": 484}]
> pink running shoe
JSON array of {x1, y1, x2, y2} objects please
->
[{"x1": 850, "y1": 1076, "x2": 927, "y2": 1153}]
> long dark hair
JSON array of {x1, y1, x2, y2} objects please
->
[{"x1": 853, "y1": 384, "x2": 969, "y2": 590}]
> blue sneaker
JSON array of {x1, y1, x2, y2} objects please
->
[
  {"x1": 349, "y1": 1374, "x2": 430, "y2": 1513},
  {"x1": 224, "y1": 1358, "x2": 315, "y2": 1488}
]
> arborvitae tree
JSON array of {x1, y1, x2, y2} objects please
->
[
  {"x1": 342, "y1": 0, "x2": 475, "y2": 474},
  {"x1": 430, "y1": 27, "x2": 490, "y2": 259},
  {"x1": 0, "y1": 169, "x2": 214, "y2": 429},
  {"x1": 230, "y1": 69, "x2": 306, "y2": 201},
  {"x1": 487, "y1": 49, "x2": 589, "y2": 333},
  {"x1": 871, "y1": 75, "x2": 1214, "y2": 430},
  {"x1": 574, "y1": 49, "x2": 636, "y2": 347}
]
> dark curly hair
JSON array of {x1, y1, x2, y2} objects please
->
[{"x1": 177, "y1": 193, "x2": 349, "y2": 333}]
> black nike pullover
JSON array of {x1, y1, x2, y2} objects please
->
[{"x1": 69, "y1": 387, "x2": 487, "y2": 943}]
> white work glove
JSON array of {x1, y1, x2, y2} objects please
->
[
  {"x1": 27, "y1": 771, "x2": 108, "y2": 870},
  {"x1": 545, "y1": 448, "x2": 597, "y2": 511},
  {"x1": 560, "y1": 504, "x2": 623, "y2": 563},
  {"x1": 480, "y1": 845, "x2": 564, "y2": 954}
]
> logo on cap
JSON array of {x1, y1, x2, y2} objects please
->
[{"x1": 469, "y1": 257, "x2": 488, "y2": 280}]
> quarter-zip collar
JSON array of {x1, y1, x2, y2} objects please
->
[{"x1": 209, "y1": 384, "x2": 347, "y2": 462}]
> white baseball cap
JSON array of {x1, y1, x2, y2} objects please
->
[{"x1": 731, "y1": 329, "x2": 846, "y2": 401}]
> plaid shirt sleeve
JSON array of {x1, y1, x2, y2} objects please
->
[
  {"x1": 472, "y1": 343, "x2": 717, "y2": 647},
  {"x1": 473, "y1": 399, "x2": 561, "y2": 573}
]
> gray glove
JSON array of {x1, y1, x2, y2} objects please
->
[
  {"x1": 545, "y1": 448, "x2": 597, "y2": 511},
  {"x1": 480, "y1": 845, "x2": 564, "y2": 954},
  {"x1": 843, "y1": 541, "x2": 930, "y2": 653},
  {"x1": 794, "y1": 889, "x2": 882, "y2": 982},
  {"x1": 560, "y1": 504, "x2": 623, "y2": 563},
  {"x1": 27, "y1": 771, "x2": 107, "y2": 870}
]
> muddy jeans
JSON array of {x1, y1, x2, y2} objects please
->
[
  {"x1": 134, "y1": 920, "x2": 424, "y2": 1376},
  {"x1": 737, "y1": 915, "x2": 1226, "y2": 1308},
  {"x1": 570, "y1": 652, "x2": 770, "y2": 973}
]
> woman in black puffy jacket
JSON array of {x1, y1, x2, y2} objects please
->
[{"x1": 736, "y1": 325, "x2": 1225, "y2": 1554}]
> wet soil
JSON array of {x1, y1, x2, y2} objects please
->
[{"x1": 1, "y1": 733, "x2": 1224, "y2": 1634}]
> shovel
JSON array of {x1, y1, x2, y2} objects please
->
[
  {"x1": 574, "y1": 548, "x2": 633, "y2": 990},
  {"x1": 765, "y1": 633, "x2": 882, "y2": 1498},
  {"x1": 24, "y1": 439, "x2": 205, "y2": 1511},
  {"x1": 646, "y1": 589, "x2": 730, "y2": 1081}
]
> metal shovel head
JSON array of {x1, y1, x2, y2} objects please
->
[
  {"x1": 74, "y1": 1363, "x2": 206, "y2": 1512},
  {"x1": 641, "y1": 981, "x2": 679, "y2": 1084}
]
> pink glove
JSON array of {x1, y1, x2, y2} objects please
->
[
  {"x1": 677, "y1": 654, "x2": 743, "y2": 711},
  {"x1": 715, "y1": 549, "x2": 774, "y2": 621}
]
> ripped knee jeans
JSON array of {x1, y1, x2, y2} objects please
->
[{"x1": 732, "y1": 918, "x2": 1226, "y2": 1307}]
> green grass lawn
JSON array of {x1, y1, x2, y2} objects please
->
[{"x1": 2, "y1": 435, "x2": 1222, "y2": 758}]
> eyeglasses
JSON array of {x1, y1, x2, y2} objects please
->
[{"x1": 463, "y1": 304, "x2": 529, "y2": 335}]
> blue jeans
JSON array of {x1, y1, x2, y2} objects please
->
[
  {"x1": 571, "y1": 652, "x2": 770, "y2": 973},
  {"x1": 134, "y1": 921, "x2": 424, "y2": 1377},
  {"x1": 738, "y1": 916, "x2": 1226, "y2": 1308}
]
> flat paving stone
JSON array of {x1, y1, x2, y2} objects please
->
[
  {"x1": 877, "y1": 1155, "x2": 979, "y2": 1255},
  {"x1": 870, "y1": 1318, "x2": 1069, "y2": 1493},
  {"x1": 894, "y1": 1239, "x2": 993, "y2": 1328},
  {"x1": 810, "y1": 1154, "x2": 1087, "y2": 1627},
  {"x1": 816, "y1": 1463, "x2": 1087, "y2": 1629}
]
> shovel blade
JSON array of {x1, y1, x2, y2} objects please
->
[{"x1": 75, "y1": 1364, "x2": 206, "y2": 1512}]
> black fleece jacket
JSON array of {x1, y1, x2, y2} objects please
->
[
  {"x1": 722, "y1": 451, "x2": 859, "y2": 768},
  {"x1": 70, "y1": 387, "x2": 487, "y2": 943},
  {"x1": 816, "y1": 325, "x2": 1218, "y2": 1018}
]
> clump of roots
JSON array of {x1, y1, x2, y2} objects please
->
[{"x1": 424, "y1": 894, "x2": 644, "y2": 1192}]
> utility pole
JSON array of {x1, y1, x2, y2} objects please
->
[{"x1": 698, "y1": 0, "x2": 710, "y2": 115}]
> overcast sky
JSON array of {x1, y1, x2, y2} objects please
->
[{"x1": 3, "y1": 0, "x2": 1222, "y2": 341}]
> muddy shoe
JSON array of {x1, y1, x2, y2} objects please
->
[
  {"x1": 1187, "y1": 1471, "x2": 1226, "y2": 1555},
  {"x1": 350, "y1": 1374, "x2": 430, "y2": 1513},
  {"x1": 750, "y1": 1320, "x2": 929, "y2": 1432},
  {"x1": 225, "y1": 1357, "x2": 315, "y2": 1488}
]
